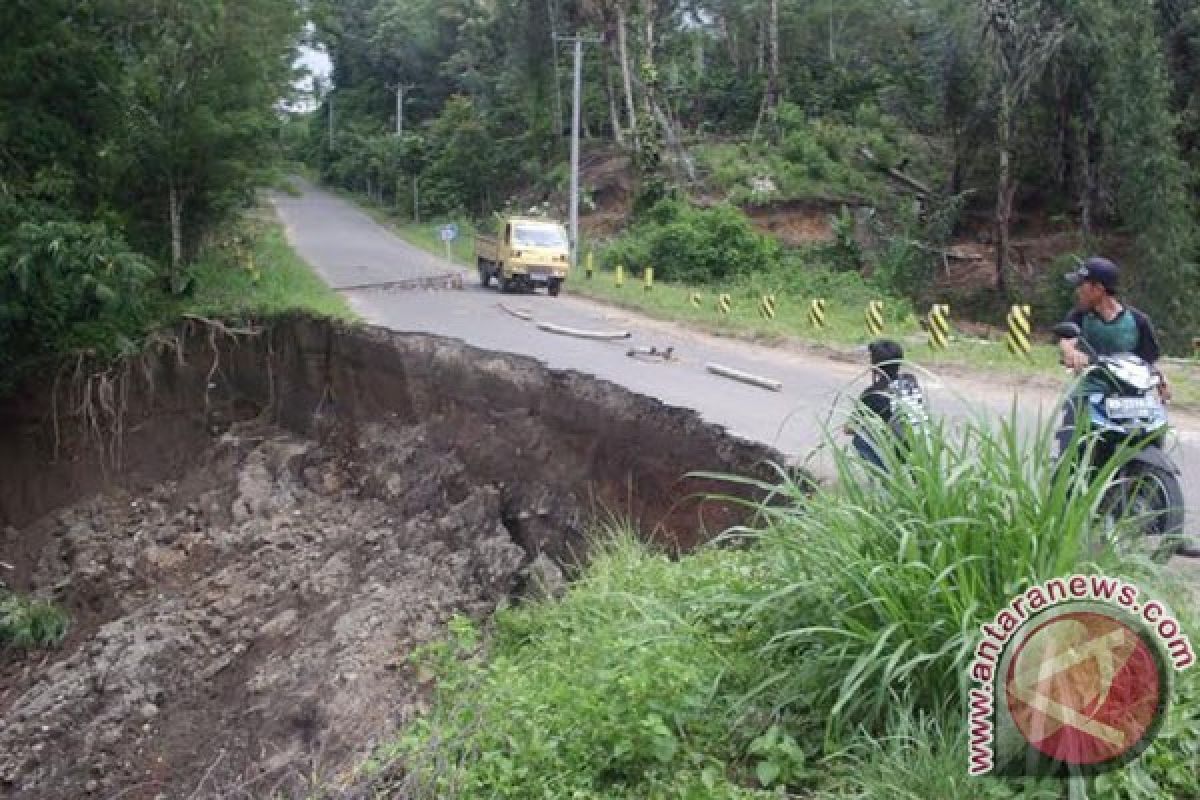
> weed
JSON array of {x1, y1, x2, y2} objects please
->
[{"x1": 0, "y1": 590, "x2": 69, "y2": 650}]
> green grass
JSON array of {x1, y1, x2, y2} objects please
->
[
  {"x1": 389, "y1": 218, "x2": 478, "y2": 267},
  {"x1": 1, "y1": 589, "x2": 69, "y2": 649},
  {"x1": 572, "y1": 265, "x2": 1058, "y2": 365},
  {"x1": 183, "y1": 208, "x2": 356, "y2": 321},
  {"x1": 358, "y1": 408, "x2": 1200, "y2": 799}
]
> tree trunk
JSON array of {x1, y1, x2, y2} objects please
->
[
  {"x1": 1080, "y1": 90, "x2": 1099, "y2": 237},
  {"x1": 950, "y1": 127, "x2": 963, "y2": 196},
  {"x1": 604, "y1": 54, "x2": 625, "y2": 145},
  {"x1": 1055, "y1": 73, "x2": 1073, "y2": 192},
  {"x1": 750, "y1": 0, "x2": 781, "y2": 141},
  {"x1": 169, "y1": 181, "x2": 184, "y2": 273},
  {"x1": 756, "y1": 13, "x2": 766, "y2": 75},
  {"x1": 651, "y1": 99, "x2": 697, "y2": 182},
  {"x1": 643, "y1": 2, "x2": 655, "y2": 76},
  {"x1": 828, "y1": 0, "x2": 835, "y2": 62},
  {"x1": 767, "y1": 0, "x2": 780, "y2": 111},
  {"x1": 995, "y1": 88, "x2": 1013, "y2": 294},
  {"x1": 717, "y1": 11, "x2": 739, "y2": 72},
  {"x1": 615, "y1": 6, "x2": 639, "y2": 150}
]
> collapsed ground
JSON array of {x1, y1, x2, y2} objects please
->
[{"x1": 0, "y1": 315, "x2": 775, "y2": 799}]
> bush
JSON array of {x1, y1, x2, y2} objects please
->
[
  {"x1": 0, "y1": 216, "x2": 155, "y2": 390},
  {"x1": 602, "y1": 199, "x2": 782, "y2": 284}
]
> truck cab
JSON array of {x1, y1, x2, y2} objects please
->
[{"x1": 475, "y1": 216, "x2": 570, "y2": 296}]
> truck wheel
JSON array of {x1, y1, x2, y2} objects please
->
[{"x1": 547, "y1": 280, "x2": 561, "y2": 297}]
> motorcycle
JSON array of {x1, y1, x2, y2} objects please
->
[{"x1": 1052, "y1": 322, "x2": 1184, "y2": 552}]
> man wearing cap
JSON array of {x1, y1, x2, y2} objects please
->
[{"x1": 1057, "y1": 256, "x2": 1169, "y2": 452}]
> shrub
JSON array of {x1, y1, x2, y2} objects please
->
[
  {"x1": 0, "y1": 216, "x2": 154, "y2": 390},
  {"x1": 602, "y1": 199, "x2": 782, "y2": 284},
  {"x1": 0, "y1": 591, "x2": 69, "y2": 650}
]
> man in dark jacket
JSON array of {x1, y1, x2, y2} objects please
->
[
  {"x1": 1056, "y1": 256, "x2": 1168, "y2": 454},
  {"x1": 845, "y1": 339, "x2": 927, "y2": 470}
]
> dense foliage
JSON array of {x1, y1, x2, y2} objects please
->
[
  {"x1": 0, "y1": 0, "x2": 301, "y2": 384},
  {"x1": 306, "y1": 0, "x2": 1200, "y2": 349}
]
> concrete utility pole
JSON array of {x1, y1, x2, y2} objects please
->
[
  {"x1": 555, "y1": 34, "x2": 601, "y2": 273},
  {"x1": 393, "y1": 84, "x2": 417, "y2": 136}
]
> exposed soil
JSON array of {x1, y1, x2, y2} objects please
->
[
  {"x1": 744, "y1": 201, "x2": 836, "y2": 246},
  {"x1": 0, "y1": 315, "x2": 780, "y2": 799}
]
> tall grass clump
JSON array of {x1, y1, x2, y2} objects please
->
[
  {"x1": 738, "y1": 399, "x2": 1174, "y2": 742},
  {"x1": 0, "y1": 589, "x2": 69, "y2": 650}
]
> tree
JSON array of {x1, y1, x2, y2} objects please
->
[
  {"x1": 981, "y1": 0, "x2": 1067, "y2": 293},
  {"x1": 115, "y1": 0, "x2": 300, "y2": 278}
]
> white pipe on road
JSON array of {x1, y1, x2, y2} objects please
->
[
  {"x1": 536, "y1": 322, "x2": 632, "y2": 341},
  {"x1": 498, "y1": 304, "x2": 533, "y2": 321},
  {"x1": 706, "y1": 362, "x2": 783, "y2": 392}
]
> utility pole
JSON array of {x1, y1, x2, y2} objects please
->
[
  {"x1": 328, "y1": 90, "x2": 335, "y2": 151},
  {"x1": 393, "y1": 83, "x2": 417, "y2": 136},
  {"x1": 555, "y1": 33, "x2": 601, "y2": 274}
]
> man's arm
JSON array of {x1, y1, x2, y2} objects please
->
[
  {"x1": 1131, "y1": 308, "x2": 1162, "y2": 364},
  {"x1": 1059, "y1": 309, "x2": 1089, "y2": 370},
  {"x1": 1132, "y1": 308, "x2": 1169, "y2": 400}
]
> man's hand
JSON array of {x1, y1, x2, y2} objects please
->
[
  {"x1": 1156, "y1": 368, "x2": 1172, "y2": 403},
  {"x1": 1060, "y1": 339, "x2": 1090, "y2": 372}
]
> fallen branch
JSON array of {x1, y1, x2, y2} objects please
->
[
  {"x1": 536, "y1": 322, "x2": 631, "y2": 341},
  {"x1": 706, "y1": 362, "x2": 783, "y2": 392},
  {"x1": 859, "y1": 146, "x2": 932, "y2": 195}
]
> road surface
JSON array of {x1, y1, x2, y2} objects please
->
[{"x1": 271, "y1": 179, "x2": 1200, "y2": 546}]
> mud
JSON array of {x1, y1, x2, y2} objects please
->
[{"x1": 0, "y1": 315, "x2": 781, "y2": 799}]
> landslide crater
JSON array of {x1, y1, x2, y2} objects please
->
[{"x1": 0, "y1": 315, "x2": 779, "y2": 799}]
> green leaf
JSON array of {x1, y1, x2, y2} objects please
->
[{"x1": 755, "y1": 759, "x2": 781, "y2": 787}]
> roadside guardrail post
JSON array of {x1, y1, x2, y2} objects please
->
[
  {"x1": 1006, "y1": 304, "x2": 1033, "y2": 359},
  {"x1": 809, "y1": 298, "x2": 827, "y2": 330},
  {"x1": 866, "y1": 300, "x2": 885, "y2": 337}
]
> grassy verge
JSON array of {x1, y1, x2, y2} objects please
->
[
  {"x1": 357, "y1": 413, "x2": 1199, "y2": 799},
  {"x1": 182, "y1": 206, "x2": 356, "y2": 322}
]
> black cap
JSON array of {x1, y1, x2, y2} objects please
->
[{"x1": 1065, "y1": 257, "x2": 1119, "y2": 292}]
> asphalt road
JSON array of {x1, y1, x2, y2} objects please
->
[{"x1": 272, "y1": 179, "x2": 1200, "y2": 547}]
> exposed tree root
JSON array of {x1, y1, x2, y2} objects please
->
[{"x1": 50, "y1": 316, "x2": 266, "y2": 470}]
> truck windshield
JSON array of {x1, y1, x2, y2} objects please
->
[{"x1": 513, "y1": 224, "x2": 567, "y2": 248}]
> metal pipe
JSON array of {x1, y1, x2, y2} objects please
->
[
  {"x1": 705, "y1": 363, "x2": 783, "y2": 392},
  {"x1": 537, "y1": 322, "x2": 631, "y2": 340}
]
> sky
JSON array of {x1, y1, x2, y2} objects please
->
[{"x1": 289, "y1": 44, "x2": 333, "y2": 112}]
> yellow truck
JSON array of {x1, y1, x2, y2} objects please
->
[{"x1": 475, "y1": 216, "x2": 570, "y2": 296}]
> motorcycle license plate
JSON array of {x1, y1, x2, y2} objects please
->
[{"x1": 1105, "y1": 397, "x2": 1158, "y2": 418}]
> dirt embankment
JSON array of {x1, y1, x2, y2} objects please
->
[{"x1": 0, "y1": 315, "x2": 780, "y2": 799}]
